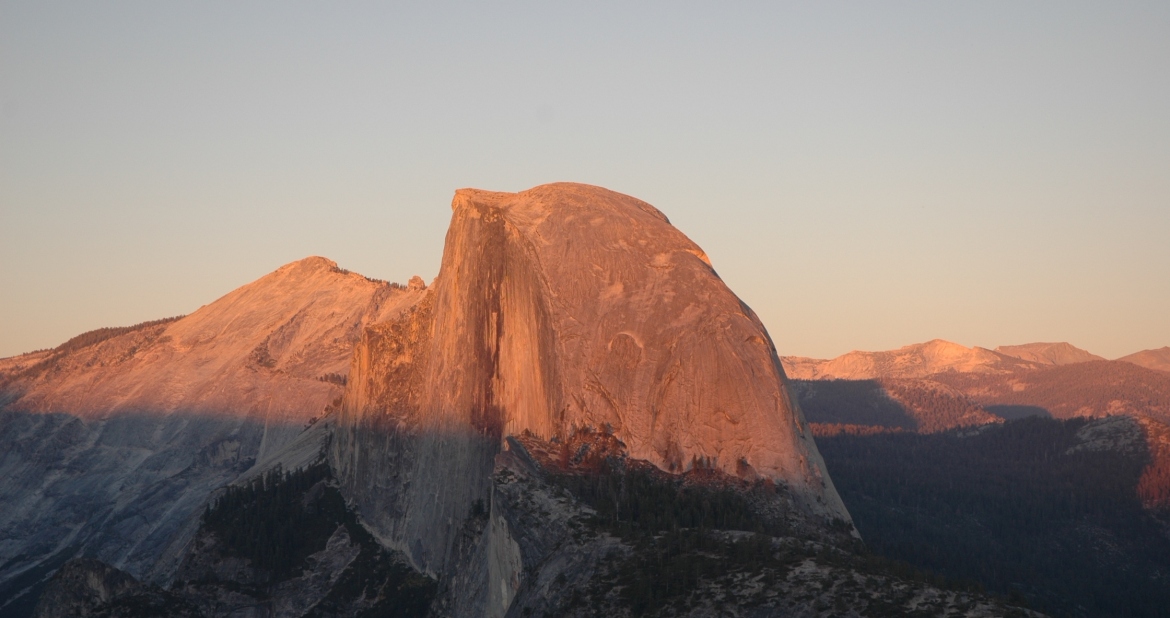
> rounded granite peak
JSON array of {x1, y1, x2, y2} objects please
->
[
  {"x1": 337, "y1": 182, "x2": 850, "y2": 545},
  {"x1": 275, "y1": 255, "x2": 340, "y2": 275},
  {"x1": 452, "y1": 182, "x2": 671, "y2": 225}
]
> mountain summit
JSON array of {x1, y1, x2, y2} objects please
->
[
  {"x1": 782, "y1": 339, "x2": 1014, "y2": 380},
  {"x1": 1119, "y1": 347, "x2": 1170, "y2": 373},
  {"x1": 994, "y1": 342, "x2": 1105, "y2": 365},
  {"x1": 0, "y1": 257, "x2": 424, "y2": 601},
  {"x1": 333, "y1": 183, "x2": 848, "y2": 576},
  {"x1": 1, "y1": 255, "x2": 420, "y2": 431}
]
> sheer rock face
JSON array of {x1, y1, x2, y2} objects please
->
[{"x1": 332, "y1": 183, "x2": 849, "y2": 575}]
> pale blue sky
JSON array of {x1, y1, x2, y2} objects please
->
[{"x1": 2, "y1": 2, "x2": 1168, "y2": 359}]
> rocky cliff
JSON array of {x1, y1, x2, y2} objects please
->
[{"x1": 331, "y1": 183, "x2": 849, "y2": 581}]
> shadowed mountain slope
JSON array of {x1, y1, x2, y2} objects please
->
[
  {"x1": 817, "y1": 416, "x2": 1170, "y2": 618},
  {"x1": 794, "y1": 378, "x2": 1001, "y2": 436},
  {"x1": 0, "y1": 258, "x2": 424, "y2": 613},
  {"x1": 790, "y1": 339, "x2": 1170, "y2": 617}
]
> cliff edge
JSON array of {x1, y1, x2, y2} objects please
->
[{"x1": 331, "y1": 183, "x2": 849, "y2": 576}]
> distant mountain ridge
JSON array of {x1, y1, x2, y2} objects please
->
[
  {"x1": 783, "y1": 339, "x2": 1164, "y2": 381},
  {"x1": 1120, "y1": 346, "x2": 1170, "y2": 373},
  {"x1": 792, "y1": 340, "x2": 1170, "y2": 618},
  {"x1": 781, "y1": 339, "x2": 1033, "y2": 381},
  {"x1": 994, "y1": 341, "x2": 1106, "y2": 365},
  {"x1": 784, "y1": 339, "x2": 1170, "y2": 430}
]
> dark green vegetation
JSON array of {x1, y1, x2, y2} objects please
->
[
  {"x1": 0, "y1": 317, "x2": 185, "y2": 387},
  {"x1": 793, "y1": 378, "x2": 994, "y2": 434},
  {"x1": 817, "y1": 416, "x2": 1170, "y2": 618},
  {"x1": 792, "y1": 379, "x2": 915, "y2": 430},
  {"x1": 52, "y1": 316, "x2": 184, "y2": 355},
  {"x1": 316, "y1": 372, "x2": 347, "y2": 386},
  {"x1": 0, "y1": 543, "x2": 82, "y2": 618},
  {"x1": 548, "y1": 460, "x2": 800, "y2": 615},
  {"x1": 201, "y1": 464, "x2": 344, "y2": 580},
  {"x1": 1137, "y1": 419, "x2": 1170, "y2": 509},
  {"x1": 327, "y1": 264, "x2": 402, "y2": 288},
  {"x1": 12, "y1": 463, "x2": 436, "y2": 618},
  {"x1": 610, "y1": 530, "x2": 790, "y2": 615},
  {"x1": 197, "y1": 462, "x2": 436, "y2": 617},
  {"x1": 77, "y1": 588, "x2": 203, "y2": 618},
  {"x1": 549, "y1": 458, "x2": 792, "y2": 538},
  {"x1": 544, "y1": 451, "x2": 1007, "y2": 617}
]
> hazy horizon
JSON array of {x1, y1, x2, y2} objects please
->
[{"x1": 3, "y1": 2, "x2": 1168, "y2": 360}]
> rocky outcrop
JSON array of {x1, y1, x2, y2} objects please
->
[
  {"x1": 0, "y1": 258, "x2": 423, "y2": 609},
  {"x1": 31, "y1": 462, "x2": 436, "y2": 618},
  {"x1": 430, "y1": 433, "x2": 1036, "y2": 618},
  {"x1": 32, "y1": 558, "x2": 200, "y2": 618},
  {"x1": 331, "y1": 183, "x2": 848, "y2": 581}
]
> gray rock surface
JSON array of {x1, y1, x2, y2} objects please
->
[{"x1": 0, "y1": 258, "x2": 421, "y2": 611}]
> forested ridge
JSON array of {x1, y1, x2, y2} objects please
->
[
  {"x1": 194, "y1": 462, "x2": 436, "y2": 617},
  {"x1": 531, "y1": 430, "x2": 1022, "y2": 617},
  {"x1": 816, "y1": 417, "x2": 1170, "y2": 618},
  {"x1": 931, "y1": 361, "x2": 1170, "y2": 421},
  {"x1": 53, "y1": 316, "x2": 184, "y2": 355},
  {"x1": 793, "y1": 378, "x2": 998, "y2": 433}
]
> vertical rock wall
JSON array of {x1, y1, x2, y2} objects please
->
[{"x1": 331, "y1": 183, "x2": 850, "y2": 581}]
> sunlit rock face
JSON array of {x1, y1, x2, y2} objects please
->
[
  {"x1": 0, "y1": 258, "x2": 422, "y2": 600},
  {"x1": 332, "y1": 183, "x2": 848, "y2": 575},
  {"x1": 4, "y1": 257, "x2": 420, "y2": 438}
]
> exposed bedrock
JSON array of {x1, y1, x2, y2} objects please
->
[
  {"x1": 331, "y1": 183, "x2": 849, "y2": 576},
  {"x1": 0, "y1": 257, "x2": 422, "y2": 609}
]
